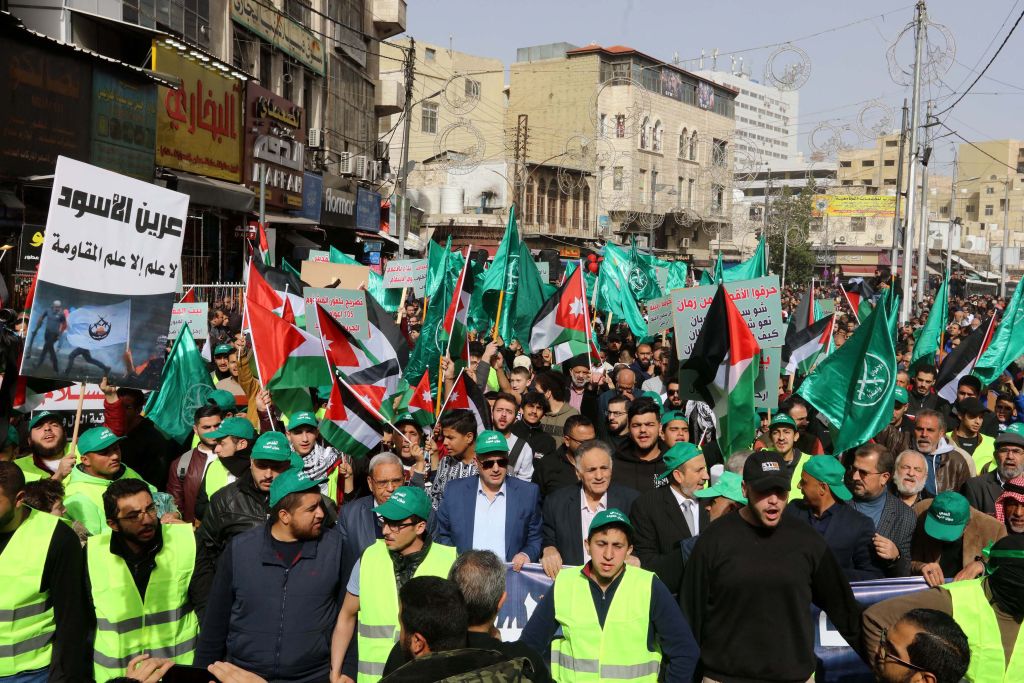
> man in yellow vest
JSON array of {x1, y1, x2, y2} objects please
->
[
  {"x1": 14, "y1": 412, "x2": 74, "y2": 483},
  {"x1": 521, "y1": 508, "x2": 699, "y2": 682},
  {"x1": 766, "y1": 414, "x2": 811, "y2": 499},
  {"x1": 63, "y1": 425, "x2": 150, "y2": 535},
  {"x1": 871, "y1": 608, "x2": 970, "y2": 683},
  {"x1": 0, "y1": 461, "x2": 89, "y2": 682},
  {"x1": 193, "y1": 416, "x2": 255, "y2": 523},
  {"x1": 329, "y1": 485, "x2": 457, "y2": 683},
  {"x1": 949, "y1": 397, "x2": 996, "y2": 474},
  {"x1": 87, "y1": 477, "x2": 198, "y2": 682},
  {"x1": 863, "y1": 535, "x2": 1024, "y2": 682}
]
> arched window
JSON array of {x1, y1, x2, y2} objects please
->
[
  {"x1": 536, "y1": 179, "x2": 546, "y2": 224},
  {"x1": 689, "y1": 130, "x2": 698, "y2": 161},
  {"x1": 652, "y1": 120, "x2": 663, "y2": 152},
  {"x1": 559, "y1": 193, "x2": 568, "y2": 228},
  {"x1": 525, "y1": 178, "x2": 535, "y2": 224},
  {"x1": 679, "y1": 128, "x2": 688, "y2": 158},
  {"x1": 640, "y1": 116, "x2": 650, "y2": 149},
  {"x1": 582, "y1": 186, "x2": 591, "y2": 230},
  {"x1": 547, "y1": 181, "x2": 557, "y2": 226},
  {"x1": 572, "y1": 189, "x2": 581, "y2": 230}
]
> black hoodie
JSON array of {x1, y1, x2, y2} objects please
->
[{"x1": 613, "y1": 439, "x2": 669, "y2": 493}]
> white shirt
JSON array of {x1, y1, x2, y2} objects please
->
[
  {"x1": 505, "y1": 432, "x2": 535, "y2": 482},
  {"x1": 472, "y1": 480, "x2": 508, "y2": 560},
  {"x1": 670, "y1": 485, "x2": 700, "y2": 536},
  {"x1": 580, "y1": 489, "x2": 608, "y2": 563}
]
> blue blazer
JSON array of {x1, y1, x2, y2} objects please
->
[{"x1": 433, "y1": 475, "x2": 543, "y2": 562}]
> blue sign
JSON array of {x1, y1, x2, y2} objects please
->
[
  {"x1": 299, "y1": 172, "x2": 322, "y2": 222},
  {"x1": 355, "y1": 187, "x2": 381, "y2": 232}
]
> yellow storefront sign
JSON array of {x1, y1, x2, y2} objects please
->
[{"x1": 812, "y1": 195, "x2": 896, "y2": 218}]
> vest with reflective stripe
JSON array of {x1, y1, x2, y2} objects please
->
[
  {"x1": 943, "y1": 579, "x2": 1024, "y2": 683},
  {"x1": 550, "y1": 565, "x2": 661, "y2": 682},
  {"x1": 961, "y1": 433, "x2": 996, "y2": 474},
  {"x1": 0, "y1": 510, "x2": 58, "y2": 676},
  {"x1": 786, "y1": 451, "x2": 812, "y2": 501},
  {"x1": 356, "y1": 540, "x2": 457, "y2": 683},
  {"x1": 203, "y1": 458, "x2": 231, "y2": 499},
  {"x1": 87, "y1": 523, "x2": 199, "y2": 682}
]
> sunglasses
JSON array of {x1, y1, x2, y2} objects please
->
[
  {"x1": 878, "y1": 629, "x2": 928, "y2": 673},
  {"x1": 479, "y1": 457, "x2": 508, "y2": 470}
]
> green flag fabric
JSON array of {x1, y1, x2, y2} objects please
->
[
  {"x1": 974, "y1": 278, "x2": 1024, "y2": 385},
  {"x1": 426, "y1": 237, "x2": 463, "y2": 299},
  {"x1": 626, "y1": 236, "x2": 662, "y2": 301},
  {"x1": 596, "y1": 244, "x2": 647, "y2": 336},
  {"x1": 797, "y1": 287, "x2": 899, "y2": 455},
  {"x1": 143, "y1": 323, "x2": 216, "y2": 442},
  {"x1": 910, "y1": 274, "x2": 949, "y2": 371},
  {"x1": 404, "y1": 261, "x2": 456, "y2": 385},
  {"x1": 480, "y1": 208, "x2": 523, "y2": 340},
  {"x1": 723, "y1": 235, "x2": 767, "y2": 282}
]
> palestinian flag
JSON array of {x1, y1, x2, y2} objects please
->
[
  {"x1": 245, "y1": 260, "x2": 294, "y2": 325},
  {"x1": 256, "y1": 221, "x2": 271, "y2": 265},
  {"x1": 936, "y1": 316, "x2": 996, "y2": 403},
  {"x1": 252, "y1": 257, "x2": 306, "y2": 326},
  {"x1": 319, "y1": 375, "x2": 382, "y2": 458},
  {"x1": 783, "y1": 314, "x2": 834, "y2": 376},
  {"x1": 679, "y1": 285, "x2": 761, "y2": 455},
  {"x1": 529, "y1": 265, "x2": 596, "y2": 364},
  {"x1": 178, "y1": 287, "x2": 196, "y2": 304},
  {"x1": 842, "y1": 278, "x2": 875, "y2": 323},
  {"x1": 441, "y1": 254, "x2": 474, "y2": 360},
  {"x1": 245, "y1": 299, "x2": 330, "y2": 389},
  {"x1": 438, "y1": 368, "x2": 492, "y2": 434},
  {"x1": 790, "y1": 280, "x2": 819, "y2": 333}
]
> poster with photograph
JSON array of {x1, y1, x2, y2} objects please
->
[{"x1": 21, "y1": 156, "x2": 187, "y2": 389}]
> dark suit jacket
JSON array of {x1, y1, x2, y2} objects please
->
[
  {"x1": 961, "y1": 471, "x2": 1005, "y2": 515},
  {"x1": 784, "y1": 500, "x2": 883, "y2": 581},
  {"x1": 629, "y1": 484, "x2": 709, "y2": 591},
  {"x1": 541, "y1": 484, "x2": 641, "y2": 566},
  {"x1": 338, "y1": 496, "x2": 379, "y2": 587},
  {"x1": 873, "y1": 492, "x2": 917, "y2": 577},
  {"x1": 433, "y1": 476, "x2": 543, "y2": 561}
]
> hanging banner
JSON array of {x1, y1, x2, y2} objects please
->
[
  {"x1": 230, "y1": 0, "x2": 326, "y2": 75},
  {"x1": 383, "y1": 259, "x2": 428, "y2": 296},
  {"x1": 671, "y1": 275, "x2": 784, "y2": 360},
  {"x1": 22, "y1": 157, "x2": 187, "y2": 390}
]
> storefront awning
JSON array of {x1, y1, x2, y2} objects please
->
[
  {"x1": 278, "y1": 231, "x2": 320, "y2": 249},
  {"x1": 170, "y1": 171, "x2": 255, "y2": 213},
  {"x1": 356, "y1": 230, "x2": 399, "y2": 247},
  {"x1": 838, "y1": 265, "x2": 876, "y2": 276}
]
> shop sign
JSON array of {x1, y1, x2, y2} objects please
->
[
  {"x1": 321, "y1": 174, "x2": 356, "y2": 228},
  {"x1": 230, "y1": 0, "x2": 326, "y2": 75},
  {"x1": 18, "y1": 224, "x2": 45, "y2": 273},
  {"x1": 299, "y1": 172, "x2": 322, "y2": 222},
  {"x1": 244, "y1": 83, "x2": 304, "y2": 210},
  {"x1": 90, "y1": 68, "x2": 157, "y2": 180},
  {"x1": 153, "y1": 42, "x2": 243, "y2": 182},
  {"x1": 355, "y1": 187, "x2": 381, "y2": 232}
]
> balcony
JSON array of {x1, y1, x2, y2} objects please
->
[
  {"x1": 375, "y1": 78, "x2": 403, "y2": 117},
  {"x1": 372, "y1": 0, "x2": 407, "y2": 39}
]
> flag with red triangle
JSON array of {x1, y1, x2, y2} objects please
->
[
  {"x1": 404, "y1": 371, "x2": 435, "y2": 428},
  {"x1": 256, "y1": 221, "x2": 271, "y2": 265},
  {"x1": 441, "y1": 255, "x2": 474, "y2": 361},
  {"x1": 437, "y1": 368, "x2": 492, "y2": 434},
  {"x1": 245, "y1": 299, "x2": 330, "y2": 389},
  {"x1": 529, "y1": 264, "x2": 599, "y2": 364},
  {"x1": 178, "y1": 287, "x2": 196, "y2": 304},
  {"x1": 318, "y1": 374, "x2": 383, "y2": 458}
]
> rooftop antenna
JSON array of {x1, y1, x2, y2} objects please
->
[
  {"x1": 699, "y1": 48, "x2": 705, "y2": 70},
  {"x1": 730, "y1": 55, "x2": 736, "y2": 73},
  {"x1": 711, "y1": 48, "x2": 719, "y2": 70},
  {"x1": 672, "y1": 50, "x2": 680, "y2": 65}
]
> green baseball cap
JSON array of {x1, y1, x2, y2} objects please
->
[
  {"x1": 588, "y1": 508, "x2": 633, "y2": 537},
  {"x1": 394, "y1": 412, "x2": 419, "y2": 427},
  {"x1": 251, "y1": 432, "x2": 297, "y2": 462},
  {"x1": 77, "y1": 426, "x2": 124, "y2": 455},
  {"x1": 286, "y1": 411, "x2": 320, "y2": 431},
  {"x1": 769, "y1": 414, "x2": 797, "y2": 431},
  {"x1": 660, "y1": 410, "x2": 688, "y2": 426},
  {"x1": 641, "y1": 391, "x2": 664, "y2": 409},
  {"x1": 373, "y1": 485, "x2": 431, "y2": 522},
  {"x1": 207, "y1": 389, "x2": 236, "y2": 412},
  {"x1": 924, "y1": 491, "x2": 970, "y2": 542},
  {"x1": 656, "y1": 442, "x2": 704, "y2": 481},
  {"x1": 476, "y1": 430, "x2": 509, "y2": 456},
  {"x1": 695, "y1": 471, "x2": 748, "y2": 505},
  {"x1": 28, "y1": 411, "x2": 61, "y2": 430},
  {"x1": 893, "y1": 386, "x2": 909, "y2": 405},
  {"x1": 802, "y1": 455, "x2": 852, "y2": 502},
  {"x1": 205, "y1": 416, "x2": 256, "y2": 441},
  {"x1": 213, "y1": 344, "x2": 234, "y2": 356},
  {"x1": 268, "y1": 467, "x2": 324, "y2": 507}
]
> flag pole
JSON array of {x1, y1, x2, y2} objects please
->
[
  {"x1": 432, "y1": 367, "x2": 465, "y2": 433},
  {"x1": 492, "y1": 208, "x2": 517, "y2": 340},
  {"x1": 69, "y1": 381, "x2": 86, "y2": 453},
  {"x1": 396, "y1": 288, "x2": 408, "y2": 324},
  {"x1": 438, "y1": 247, "x2": 473, "y2": 414},
  {"x1": 839, "y1": 283, "x2": 861, "y2": 326}
]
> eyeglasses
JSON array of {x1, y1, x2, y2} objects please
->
[
  {"x1": 878, "y1": 629, "x2": 928, "y2": 673},
  {"x1": 118, "y1": 504, "x2": 158, "y2": 522},
  {"x1": 381, "y1": 519, "x2": 418, "y2": 531},
  {"x1": 479, "y1": 458, "x2": 508, "y2": 470},
  {"x1": 607, "y1": 410, "x2": 627, "y2": 417}
]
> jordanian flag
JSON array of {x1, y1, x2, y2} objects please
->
[
  {"x1": 441, "y1": 254, "x2": 474, "y2": 360},
  {"x1": 438, "y1": 368, "x2": 492, "y2": 433},
  {"x1": 400, "y1": 371, "x2": 436, "y2": 428},
  {"x1": 529, "y1": 265, "x2": 596, "y2": 364},
  {"x1": 319, "y1": 374, "x2": 383, "y2": 458},
  {"x1": 842, "y1": 277, "x2": 875, "y2": 323},
  {"x1": 679, "y1": 285, "x2": 761, "y2": 455},
  {"x1": 783, "y1": 314, "x2": 834, "y2": 376},
  {"x1": 245, "y1": 300, "x2": 330, "y2": 389}
]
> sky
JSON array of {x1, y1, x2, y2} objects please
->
[{"x1": 402, "y1": 0, "x2": 1024, "y2": 174}]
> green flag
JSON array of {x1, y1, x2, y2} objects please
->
[
  {"x1": 664, "y1": 261, "x2": 688, "y2": 290},
  {"x1": 597, "y1": 244, "x2": 647, "y2": 336},
  {"x1": 281, "y1": 258, "x2": 302, "y2": 279},
  {"x1": 404, "y1": 262, "x2": 456, "y2": 385},
  {"x1": 974, "y1": 278, "x2": 1024, "y2": 385},
  {"x1": 699, "y1": 253, "x2": 724, "y2": 285},
  {"x1": 626, "y1": 235, "x2": 662, "y2": 301},
  {"x1": 910, "y1": 274, "x2": 949, "y2": 370},
  {"x1": 797, "y1": 287, "x2": 898, "y2": 455},
  {"x1": 142, "y1": 323, "x2": 216, "y2": 442},
  {"x1": 425, "y1": 237, "x2": 464, "y2": 300},
  {"x1": 723, "y1": 235, "x2": 767, "y2": 282}
]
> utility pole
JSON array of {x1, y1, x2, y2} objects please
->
[
  {"x1": 1001, "y1": 176, "x2": 1011, "y2": 298},
  {"x1": 396, "y1": 38, "x2": 415, "y2": 258},
  {"x1": 764, "y1": 170, "x2": 772, "y2": 269},
  {"x1": 901, "y1": 1, "x2": 927, "y2": 324},
  {"x1": 511, "y1": 114, "x2": 529, "y2": 217},
  {"x1": 945, "y1": 150, "x2": 957, "y2": 277},
  {"x1": 891, "y1": 99, "x2": 908, "y2": 270},
  {"x1": 915, "y1": 100, "x2": 934, "y2": 301}
]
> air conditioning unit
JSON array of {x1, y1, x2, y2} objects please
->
[
  {"x1": 307, "y1": 128, "x2": 323, "y2": 149},
  {"x1": 874, "y1": 233, "x2": 884, "y2": 242},
  {"x1": 681, "y1": 237, "x2": 690, "y2": 249},
  {"x1": 374, "y1": 140, "x2": 390, "y2": 160},
  {"x1": 835, "y1": 235, "x2": 847, "y2": 244},
  {"x1": 364, "y1": 161, "x2": 381, "y2": 182},
  {"x1": 352, "y1": 155, "x2": 367, "y2": 179},
  {"x1": 338, "y1": 152, "x2": 354, "y2": 176}
]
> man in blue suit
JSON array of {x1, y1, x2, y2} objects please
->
[{"x1": 434, "y1": 430, "x2": 543, "y2": 571}]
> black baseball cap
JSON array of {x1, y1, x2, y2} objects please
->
[
  {"x1": 743, "y1": 450, "x2": 790, "y2": 493},
  {"x1": 958, "y1": 397, "x2": 985, "y2": 416}
]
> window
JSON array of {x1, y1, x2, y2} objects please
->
[
  {"x1": 572, "y1": 190, "x2": 581, "y2": 229},
  {"x1": 425, "y1": 47, "x2": 436, "y2": 62},
  {"x1": 883, "y1": 159, "x2": 895, "y2": 167},
  {"x1": 687, "y1": 179, "x2": 695, "y2": 206},
  {"x1": 559, "y1": 194, "x2": 568, "y2": 228},
  {"x1": 1000, "y1": 198, "x2": 1007, "y2": 210},
  {"x1": 599, "y1": 114, "x2": 607, "y2": 136},
  {"x1": 421, "y1": 102, "x2": 438, "y2": 134},
  {"x1": 862, "y1": 180, "x2": 872, "y2": 185},
  {"x1": 677, "y1": 176, "x2": 683, "y2": 203},
  {"x1": 679, "y1": 128, "x2": 688, "y2": 158},
  {"x1": 689, "y1": 131, "x2": 698, "y2": 161},
  {"x1": 613, "y1": 167, "x2": 623, "y2": 191},
  {"x1": 862, "y1": 160, "x2": 875, "y2": 167},
  {"x1": 985, "y1": 205, "x2": 994, "y2": 216},
  {"x1": 536, "y1": 180, "x2": 546, "y2": 224},
  {"x1": 615, "y1": 115, "x2": 625, "y2": 138},
  {"x1": 711, "y1": 184, "x2": 724, "y2": 215},
  {"x1": 464, "y1": 78, "x2": 481, "y2": 99},
  {"x1": 986, "y1": 186, "x2": 995, "y2": 194},
  {"x1": 866, "y1": 186, "x2": 879, "y2": 195},
  {"x1": 652, "y1": 120, "x2": 663, "y2": 152},
  {"x1": 582, "y1": 186, "x2": 590, "y2": 230},
  {"x1": 712, "y1": 139, "x2": 728, "y2": 167},
  {"x1": 285, "y1": 0, "x2": 310, "y2": 24},
  {"x1": 883, "y1": 178, "x2": 897, "y2": 185},
  {"x1": 940, "y1": 205, "x2": 949, "y2": 217},
  {"x1": 525, "y1": 179, "x2": 535, "y2": 224},
  {"x1": 839, "y1": 161, "x2": 852, "y2": 168},
  {"x1": 885, "y1": 139, "x2": 898, "y2": 147},
  {"x1": 547, "y1": 183, "x2": 557, "y2": 225},
  {"x1": 966, "y1": 204, "x2": 976, "y2": 213},
  {"x1": 841, "y1": 179, "x2": 854, "y2": 186},
  {"x1": 851, "y1": 217, "x2": 866, "y2": 232},
  {"x1": 638, "y1": 169, "x2": 646, "y2": 192},
  {"x1": 639, "y1": 117, "x2": 650, "y2": 149}
]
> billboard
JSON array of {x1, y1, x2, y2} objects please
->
[
  {"x1": 813, "y1": 195, "x2": 897, "y2": 218},
  {"x1": 244, "y1": 82, "x2": 304, "y2": 210}
]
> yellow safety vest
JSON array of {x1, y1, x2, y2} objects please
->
[
  {"x1": 949, "y1": 432, "x2": 995, "y2": 475},
  {"x1": 551, "y1": 565, "x2": 661, "y2": 682},
  {"x1": 63, "y1": 465, "x2": 148, "y2": 536},
  {"x1": 356, "y1": 540, "x2": 457, "y2": 682},
  {"x1": 0, "y1": 510, "x2": 59, "y2": 676},
  {"x1": 87, "y1": 523, "x2": 199, "y2": 682},
  {"x1": 202, "y1": 458, "x2": 232, "y2": 500},
  {"x1": 12, "y1": 457, "x2": 46, "y2": 483},
  {"x1": 785, "y1": 451, "x2": 811, "y2": 501},
  {"x1": 943, "y1": 578, "x2": 1024, "y2": 683}
]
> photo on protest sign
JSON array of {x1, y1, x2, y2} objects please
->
[{"x1": 21, "y1": 156, "x2": 186, "y2": 390}]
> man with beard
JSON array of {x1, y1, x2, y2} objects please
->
[
  {"x1": 193, "y1": 417, "x2": 256, "y2": 523},
  {"x1": 614, "y1": 398, "x2": 668, "y2": 492},
  {"x1": 891, "y1": 450, "x2": 929, "y2": 506},
  {"x1": 910, "y1": 491, "x2": 1006, "y2": 586},
  {"x1": 995, "y1": 475, "x2": 1024, "y2": 535},
  {"x1": 197, "y1": 468, "x2": 343, "y2": 683},
  {"x1": 630, "y1": 343, "x2": 654, "y2": 383},
  {"x1": 681, "y1": 450, "x2": 863, "y2": 682},
  {"x1": 914, "y1": 409, "x2": 974, "y2": 495},
  {"x1": 101, "y1": 380, "x2": 177, "y2": 491},
  {"x1": 863, "y1": 535, "x2": 1024, "y2": 682},
  {"x1": 535, "y1": 371, "x2": 580, "y2": 439},
  {"x1": 641, "y1": 347, "x2": 671, "y2": 395},
  {"x1": 14, "y1": 412, "x2": 75, "y2": 483},
  {"x1": 563, "y1": 354, "x2": 599, "y2": 425},
  {"x1": 167, "y1": 404, "x2": 223, "y2": 523},
  {"x1": 665, "y1": 378, "x2": 684, "y2": 411},
  {"x1": 532, "y1": 415, "x2": 596, "y2": 499},
  {"x1": 596, "y1": 366, "x2": 637, "y2": 422},
  {"x1": 490, "y1": 392, "x2": 534, "y2": 482},
  {"x1": 847, "y1": 444, "x2": 916, "y2": 577},
  {"x1": 602, "y1": 395, "x2": 632, "y2": 451},
  {"x1": 962, "y1": 424, "x2": 1024, "y2": 515},
  {"x1": 906, "y1": 367, "x2": 943, "y2": 422},
  {"x1": 87, "y1": 479, "x2": 198, "y2": 682}
]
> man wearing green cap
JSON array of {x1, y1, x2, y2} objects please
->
[
  {"x1": 522, "y1": 508, "x2": 700, "y2": 682},
  {"x1": 197, "y1": 467, "x2": 344, "y2": 682},
  {"x1": 785, "y1": 456, "x2": 883, "y2": 580},
  {"x1": 285, "y1": 410, "x2": 342, "y2": 501},
  {"x1": 167, "y1": 404, "x2": 223, "y2": 523},
  {"x1": 910, "y1": 490, "x2": 1006, "y2": 587},
  {"x1": 630, "y1": 442, "x2": 709, "y2": 591},
  {"x1": 193, "y1": 416, "x2": 256, "y2": 523},
  {"x1": 329, "y1": 485, "x2": 457, "y2": 683},
  {"x1": 14, "y1": 412, "x2": 74, "y2": 483},
  {"x1": 211, "y1": 343, "x2": 234, "y2": 383},
  {"x1": 765, "y1": 413, "x2": 811, "y2": 499},
  {"x1": 963, "y1": 423, "x2": 1024, "y2": 515},
  {"x1": 693, "y1": 471, "x2": 747, "y2": 522},
  {"x1": 63, "y1": 426, "x2": 153, "y2": 535},
  {"x1": 661, "y1": 410, "x2": 690, "y2": 448}
]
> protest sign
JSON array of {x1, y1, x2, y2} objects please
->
[
  {"x1": 32, "y1": 384, "x2": 108, "y2": 434},
  {"x1": 300, "y1": 260, "x2": 369, "y2": 289},
  {"x1": 307, "y1": 249, "x2": 330, "y2": 263},
  {"x1": 671, "y1": 275, "x2": 784, "y2": 360},
  {"x1": 22, "y1": 156, "x2": 186, "y2": 389},
  {"x1": 535, "y1": 260, "x2": 550, "y2": 283},
  {"x1": 169, "y1": 301, "x2": 209, "y2": 340},
  {"x1": 645, "y1": 295, "x2": 673, "y2": 336},
  {"x1": 656, "y1": 266, "x2": 668, "y2": 293},
  {"x1": 819, "y1": 299, "x2": 836, "y2": 315},
  {"x1": 754, "y1": 347, "x2": 782, "y2": 410},
  {"x1": 303, "y1": 288, "x2": 369, "y2": 340},
  {"x1": 383, "y1": 259, "x2": 428, "y2": 296}
]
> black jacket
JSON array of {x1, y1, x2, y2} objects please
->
[
  {"x1": 613, "y1": 440, "x2": 668, "y2": 493},
  {"x1": 542, "y1": 483, "x2": 640, "y2": 565},
  {"x1": 630, "y1": 484, "x2": 709, "y2": 591},
  {"x1": 961, "y1": 471, "x2": 1005, "y2": 516},
  {"x1": 531, "y1": 445, "x2": 579, "y2": 499},
  {"x1": 784, "y1": 500, "x2": 884, "y2": 581},
  {"x1": 512, "y1": 420, "x2": 558, "y2": 461},
  {"x1": 338, "y1": 495, "x2": 381, "y2": 588}
]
